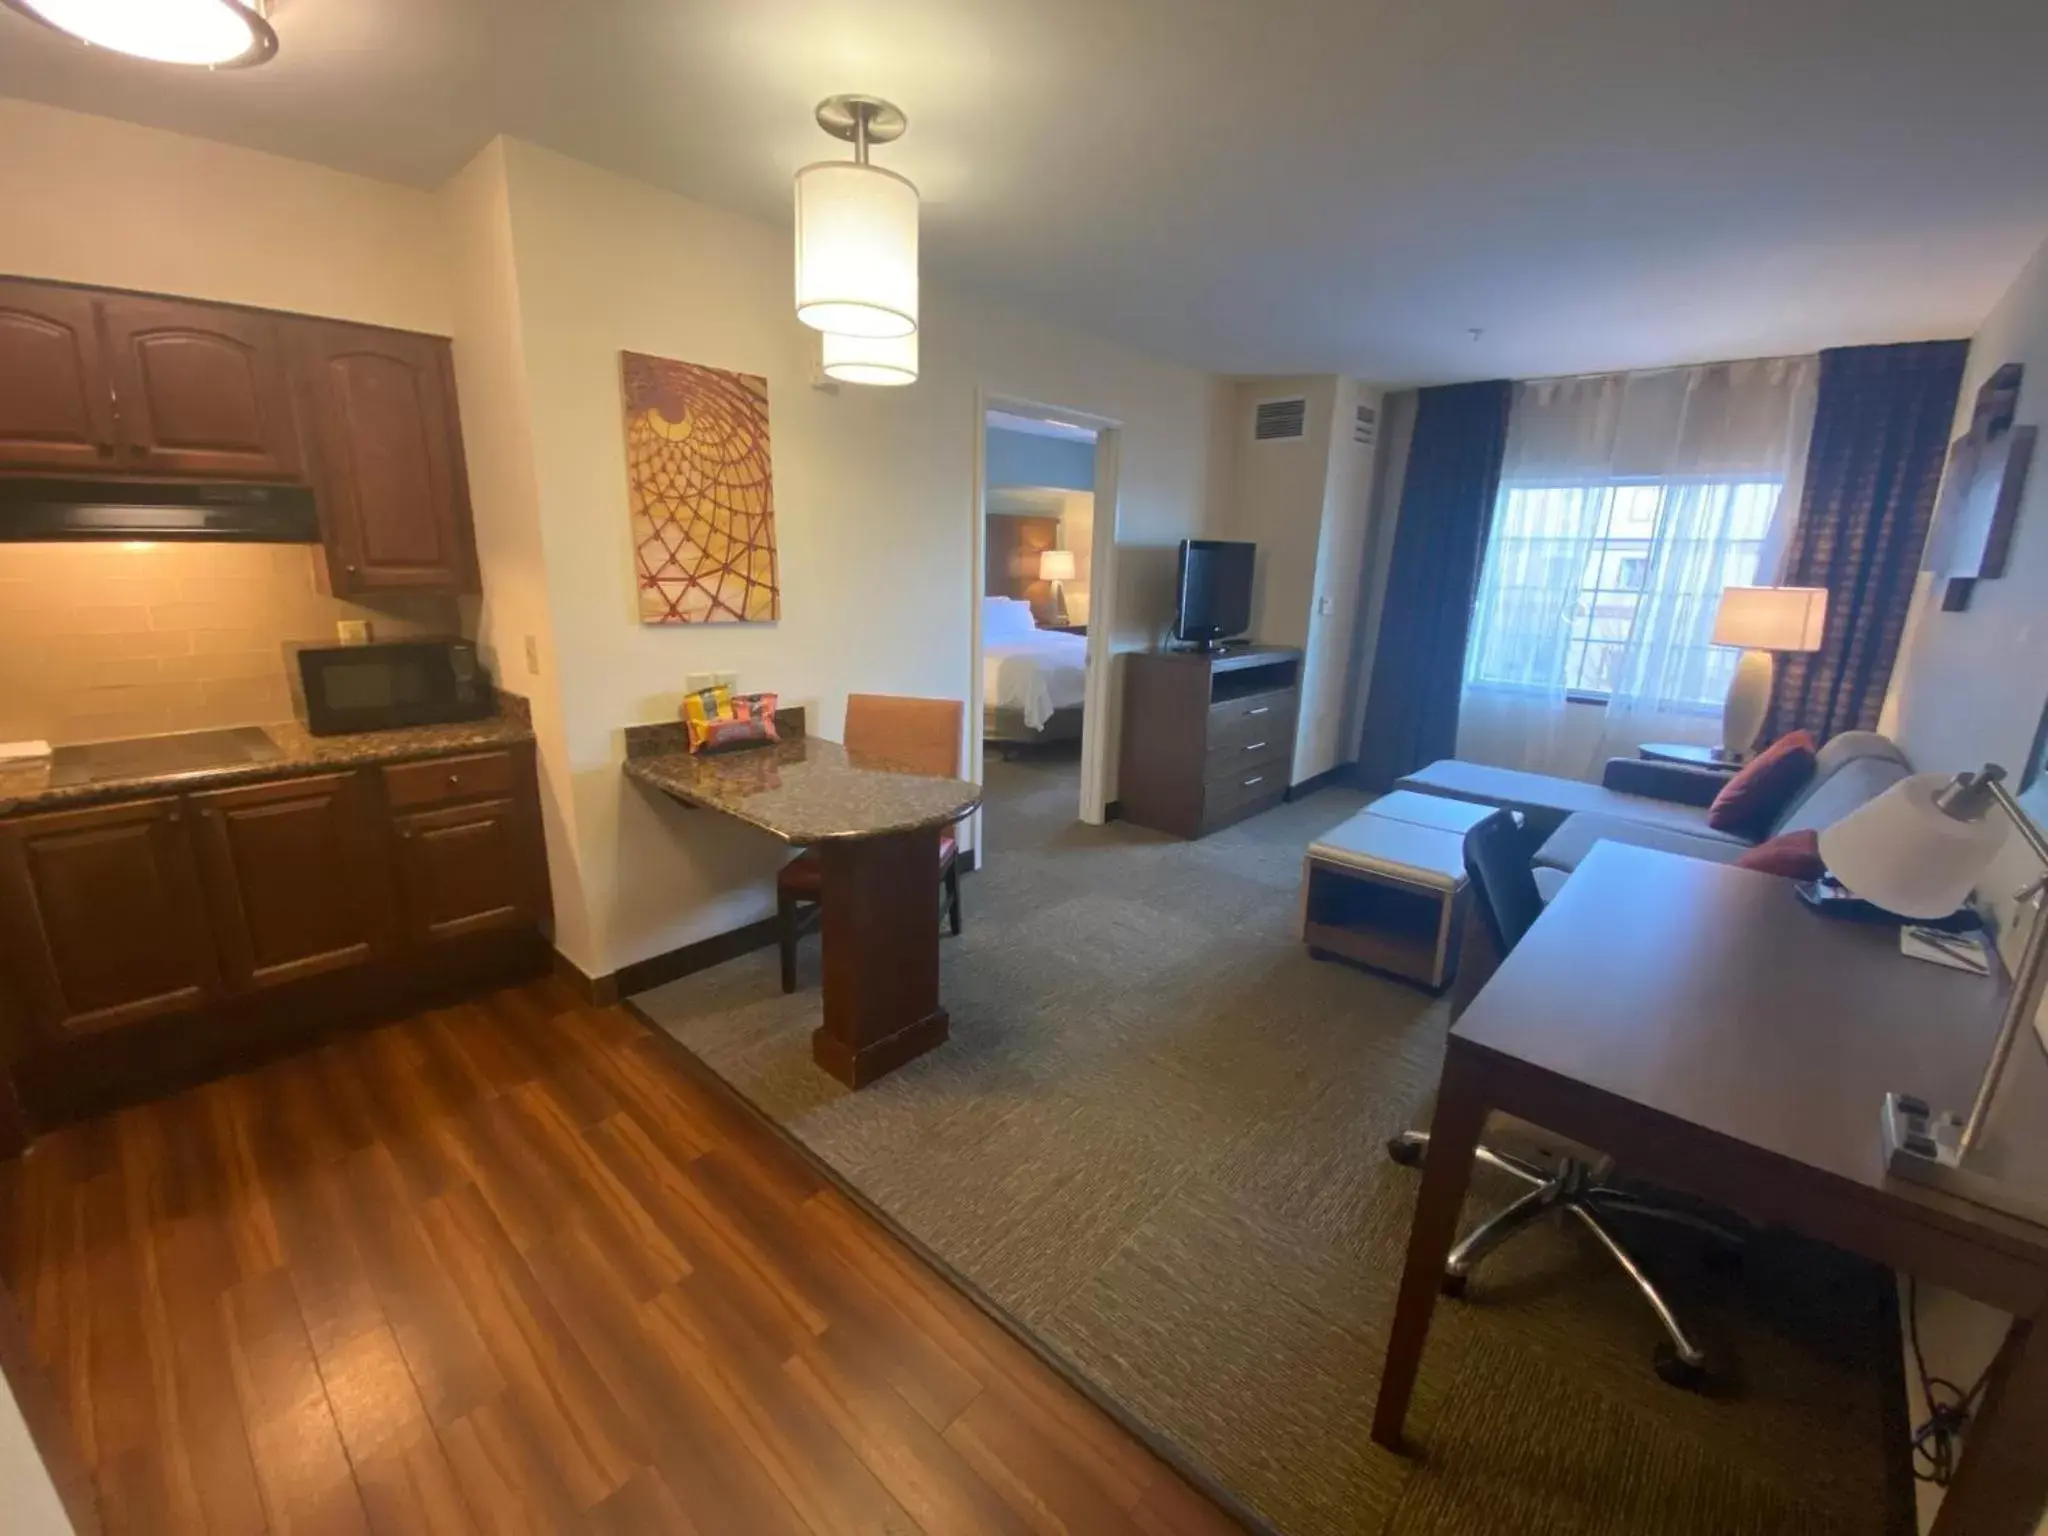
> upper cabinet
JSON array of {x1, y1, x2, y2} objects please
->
[
  {"x1": 0, "y1": 279, "x2": 118, "y2": 471},
  {"x1": 289, "y1": 321, "x2": 478, "y2": 596},
  {"x1": 99, "y1": 294, "x2": 302, "y2": 480},
  {"x1": 0, "y1": 277, "x2": 478, "y2": 597}
]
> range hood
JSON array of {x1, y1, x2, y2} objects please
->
[{"x1": 0, "y1": 479, "x2": 319, "y2": 543}]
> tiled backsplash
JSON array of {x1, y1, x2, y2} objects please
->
[{"x1": 0, "y1": 542, "x2": 462, "y2": 745}]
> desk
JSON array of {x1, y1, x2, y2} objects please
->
[
  {"x1": 1372, "y1": 843, "x2": 2048, "y2": 1536},
  {"x1": 623, "y1": 722, "x2": 981, "y2": 1089}
]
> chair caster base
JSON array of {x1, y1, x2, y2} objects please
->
[
  {"x1": 1653, "y1": 1341, "x2": 1711, "y2": 1392},
  {"x1": 1386, "y1": 1135, "x2": 1425, "y2": 1168},
  {"x1": 1440, "y1": 1271, "x2": 1468, "y2": 1299}
]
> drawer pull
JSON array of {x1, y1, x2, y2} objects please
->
[
  {"x1": 1246, "y1": 705, "x2": 1271, "y2": 717},
  {"x1": 1242, "y1": 775, "x2": 1265, "y2": 788},
  {"x1": 1244, "y1": 741, "x2": 1268, "y2": 752},
  {"x1": 447, "y1": 772, "x2": 461, "y2": 786}
]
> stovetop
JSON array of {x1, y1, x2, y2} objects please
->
[{"x1": 46, "y1": 726, "x2": 285, "y2": 789}]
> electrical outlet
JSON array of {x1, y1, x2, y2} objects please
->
[
  {"x1": 685, "y1": 672, "x2": 715, "y2": 693},
  {"x1": 336, "y1": 619, "x2": 373, "y2": 644},
  {"x1": 523, "y1": 634, "x2": 541, "y2": 675},
  {"x1": 710, "y1": 671, "x2": 737, "y2": 692},
  {"x1": 1317, "y1": 595, "x2": 1333, "y2": 616}
]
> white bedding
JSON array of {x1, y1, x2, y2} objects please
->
[{"x1": 982, "y1": 598, "x2": 1088, "y2": 730}]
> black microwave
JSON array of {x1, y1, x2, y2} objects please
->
[{"x1": 286, "y1": 637, "x2": 496, "y2": 737}]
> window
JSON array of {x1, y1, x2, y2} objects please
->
[{"x1": 1464, "y1": 476, "x2": 1782, "y2": 706}]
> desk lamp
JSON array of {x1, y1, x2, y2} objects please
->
[{"x1": 1820, "y1": 764, "x2": 2048, "y2": 1225}]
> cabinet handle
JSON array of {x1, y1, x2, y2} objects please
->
[
  {"x1": 344, "y1": 564, "x2": 359, "y2": 576},
  {"x1": 1242, "y1": 775, "x2": 1264, "y2": 788},
  {"x1": 447, "y1": 772, "x2": 461, "y2": 786},
  {"x1": 165, "y1": 807, "x2": 182, "y2": 823},
  {"x1": 398, "y1": 827, "x2": 415, "y2": 839},
  {"x1": 1244, "y1": 741, "x2": 1268, "y2": 752},
  {"x1": 1246, "y1": 705, "x2": 1271, "y2": 716}
]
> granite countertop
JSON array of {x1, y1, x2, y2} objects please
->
[
  {"x1": 622, "y1": 721, "x2": 981, "y2": 844},
  {"x1": 0, "y1": 696, "x2": 535, "y2": 817}
]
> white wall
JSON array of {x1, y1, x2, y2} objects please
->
[
  {"x1": 1880, "y1": 226, "x2": 2048, "y2": 1536},
  {"x1": 484, "y1": 139, "x2": 1219, "y2": 977},
  {"x1": 0, "y1": 1370, "x2": 71, "y2": 1536},
  {"x1": 0, "y1": 97, "x2": 450, "y2": 334},
  {"x1": 1297, "y1": 380, "x2": 1382, "y2": 781}
]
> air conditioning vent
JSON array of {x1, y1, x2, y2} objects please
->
[
  {"x1": 1253, "y1": 396, "x2": 1308, "y2": 442},
  {"x1": 1353, "y1": 403, "x2": 1378, "y2": 447}
]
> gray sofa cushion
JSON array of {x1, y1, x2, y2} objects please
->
[
  {"x1": 1394, "y1": 759, "x2": 1724, "y2": 841},
  {"x1": 1535, "y1": 811, "x2": 1755, "y2": 873},
  {"x1": 1773, "y1": 753, "x2": 1911, "y2": 838}
]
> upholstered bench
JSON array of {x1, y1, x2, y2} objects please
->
[{"x1": 1300, "y1": 792, "x2": 1497, "y2": 989}]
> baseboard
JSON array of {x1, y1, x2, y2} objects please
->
[{"x1": 558, "y1": 915, "x2": 783, "y2": 1007}]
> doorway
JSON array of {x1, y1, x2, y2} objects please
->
[{"x1": 970, "y1": 393, "x2": 1122, "y2": 858}]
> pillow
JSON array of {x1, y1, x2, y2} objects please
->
[
  {"x1": 683, "y1": 688, "x2": 781, "y2": 754},
  {"x1": 1734, "y1": 829, "x2": 1824, "y2": 880},
  {"x1": 1708, "y1": 730, "x2": 1818, "y2": 837},
  {"x1": 982, "y1": 596, "x2": 1039, "y2": 641}
]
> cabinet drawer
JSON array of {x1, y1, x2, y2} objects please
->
[
  {"x1": 383, "y1": 750, "x2": 516, "y2": 809},
  {"x1": 1202, "y1": 766, "x2": 1287, "y2": 831},
  {"x1": 1208, "y1": 691, "x2": 1296, "y2": 751},
  {"x1": 1206, "y1": 723, "x2": 1291, "y2": 778}
]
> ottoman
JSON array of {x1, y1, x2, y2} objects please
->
[{"x1": 1300, "y1": 793, "x2": 1496, "y2": 989}]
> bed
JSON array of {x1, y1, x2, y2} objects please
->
[{"x1": 982, "y1": 596, "x2": 1088, "y2": 753}]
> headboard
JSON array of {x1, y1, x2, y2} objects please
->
[{"x1": 985, "y1": 512, "x2": 1060, "y2": 619}]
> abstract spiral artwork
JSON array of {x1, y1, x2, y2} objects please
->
[{"x1": 621, "y1": 352, "x2": 780, "y2": 624}]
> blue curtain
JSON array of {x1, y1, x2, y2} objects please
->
[
  {"x1": 1767, "y1": 340, "x2": 1967, "y2": 740},
  {"x1": 1356, "y1": 379, "x2": 1513, "y2": 789}
]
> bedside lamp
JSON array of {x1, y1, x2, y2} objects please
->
[
  {"x1": 1038, "y1": 548, "x2": 1076, "y2": 626},
  {"x1": 1710, "y1": 586, "x2": 1828, "y2": 757},
  {"x1": 1820, "y1": 764, "x2": 2048, "y2": 1225}
]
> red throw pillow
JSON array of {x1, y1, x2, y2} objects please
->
[
  {"x1": 1735, "y1": 829, "x2": 1824, "y2": 880},
  {"x1": 1708, "y1": 730, "x2": 1818, "y2": 837}
]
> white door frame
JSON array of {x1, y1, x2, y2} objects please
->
[{"x1": 969, "y1": 390, "x2": 1124, "y2": 854}]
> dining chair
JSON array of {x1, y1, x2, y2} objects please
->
[{"x1": 776, "y1": 693, "x2": 966, "y2": 993}]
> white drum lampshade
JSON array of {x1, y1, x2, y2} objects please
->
[
  {"x1": 1710, "y1": 585, "x2": 1828, "y2": 756},
  {"x1": 1037, "y1": 550, "x2": 1077, "y2": 583},
  {"x1": 821, "y1": 328, "x2": 918, "y2": 387},
  {"x1": 1818, "y1": 773, "x2": 2009, "y2": 918},
  {"x1": 794, "y1": 161, "x2": 919, "y2": 339}
]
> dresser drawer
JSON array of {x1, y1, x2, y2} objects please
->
[
  {"x1": 1208, "y1": 691, "x2": 1296, "y2": 752},
  {"x1": 1206, "y1": 722, "x2": 1291, "y2": 778},
  {"x1": 1201, "y1": 764, "x2": 1288, "y2": 831},
  {"x1": 383, "y1": 750, "x2": 517, "y2": 809}
]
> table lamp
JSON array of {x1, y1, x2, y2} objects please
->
[
  {"x1": 1038, "y1": 548, "x2": 1076, "y2": 626},
  {"x1": 1709, "y1": 586, "x2": 1828, "y2": 757},
  {"x1": 1819, "y1": 764, "x2": 2048, "y2": 1225}
]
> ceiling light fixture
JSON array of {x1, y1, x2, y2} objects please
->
[
  {"x1": 3, "y1": 0, "x2": 277, "y2": 67},
  {"x1": 821, "y1": 328, "x2": 918, "y2": 388},
  {"x1": 794, "y1": 95, "x2": 918, "y2": 340}
]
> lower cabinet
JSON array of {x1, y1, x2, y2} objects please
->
[
  {"x1": 0, "y1": 797, "x2": 220, "y2": 1037},
  {"x1": 0, "y1": 744, "x2": 549, "y2": 1132}
]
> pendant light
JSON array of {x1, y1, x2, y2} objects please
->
[
  {"x1": 821, "y1": 328, "x2": 918, "y2": 387},
  {"x1": 794, "y1": 95, "x2": 918, "y2": 340},
  {"x1": 2, "y1": 0, "x2": 278, "y2": 66}
]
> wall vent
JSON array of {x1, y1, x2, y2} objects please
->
[
  {"x1": 1353, "y1": 403, "x2": 1378, "y2": 447},
  {"x1": 1253, "y1": 396, "x2": 1308, "y2": 442}
]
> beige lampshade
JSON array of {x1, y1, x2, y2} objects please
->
[
  {"x1": 793, "y1": 162, "x2": 919, "y2": 339},
  {"x1": 1038, "y1": 549, "x2": 1077, "y2": 582},
  {"x1": 821, "y1": 328, "x2": 917, "y2": 387},
  {"x1": 1711, "y1": 586, "x2": 1828, "y2": 651}
]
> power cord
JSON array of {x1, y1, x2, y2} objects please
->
[{"x1": 1907, "y1": 1277, "x2": 1990, "y2": 1487}]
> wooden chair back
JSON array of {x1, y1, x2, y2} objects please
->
[{"x1": 844, "y1": 694, "x2": 964, "y2": 778}]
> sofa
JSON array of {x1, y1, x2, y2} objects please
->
[{"x1": 1395, "y1": 731, "x2": 1913, "y2": 895}]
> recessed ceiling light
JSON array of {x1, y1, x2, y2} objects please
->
[{"x1": 3, "y1": 0, "x2": 278, "y2": 68}]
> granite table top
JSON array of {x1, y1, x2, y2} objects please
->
[
  {"x1": 622, "y1": 725, "x2": 981, "y2": 845},
  {"x1": 0, "y1": 697, "x2": 535, "y2": 818}
]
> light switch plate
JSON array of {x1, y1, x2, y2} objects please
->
[{"x1": 336, "y1": 619, "x2": 373, "y2": 644}]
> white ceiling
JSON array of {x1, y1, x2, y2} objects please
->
[{"x1": 5, "y1": 0, "x2": 2047, "y2": 384}]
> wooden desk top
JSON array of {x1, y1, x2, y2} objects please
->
[
  {"x1": 1455, "y1": 842, "x2": 2048, "y2": 1252},
  {"x1": 622, "y1": 728, "x2": 980, "y2": 845}
]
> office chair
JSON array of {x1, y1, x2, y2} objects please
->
[{"x1": 1387, "y1": 808, "x2": 1740, "y2": 1390}]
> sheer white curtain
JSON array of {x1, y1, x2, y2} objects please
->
[{"x1": 1457, "y1": 357, "x2": 1818, "y2": 779}]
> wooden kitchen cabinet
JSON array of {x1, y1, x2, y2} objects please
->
[
  {"x1": 98, "y1": 293, "x2": 302, "y2": 480},
  {"x1": 393, "y1": 796, "x2": 538, "y2": 945},
  {"x1": 189, "y1": 772, "x2": 393, "y2": 992},
  {"x1": 0, "y1": 278, "x2": 118, "y2": 471},
  {"x1": 288, "y1": 319, "x2": 478, "y2": 595},
  {"x1": 0, "y1": 797, "x2": 220, "y2": 1039}
]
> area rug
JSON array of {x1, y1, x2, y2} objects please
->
[{"x1": 632, "y1": 753, "x2": 1909, "y2": 1535}]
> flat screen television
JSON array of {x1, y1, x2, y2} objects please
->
[{"x1": 1173, "y1": 539, "x2": 1255, "y2": 649}]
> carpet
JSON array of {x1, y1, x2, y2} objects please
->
[{"x1": 633, "y1": 752, "x2": 1908, "y2": 1535}]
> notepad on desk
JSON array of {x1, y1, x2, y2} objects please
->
[{"x1": 1900, "y1": 925, "x2": 1991, "y2": 975}]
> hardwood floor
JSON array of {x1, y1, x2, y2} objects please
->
[{"x1": 0, "y1": 980, "x2": 1243, "y2": 1535}]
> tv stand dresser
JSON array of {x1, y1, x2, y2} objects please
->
[{"x1": 1117, "y1": 645, "x2": 1303, "y2": 837}]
